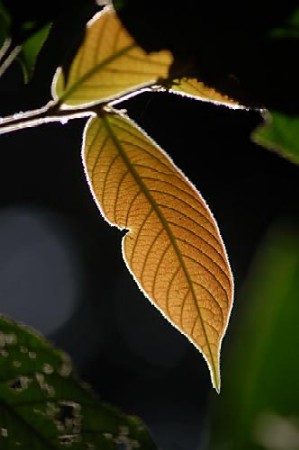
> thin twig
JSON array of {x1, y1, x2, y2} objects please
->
[
  {"x1": 0, "y1": 100, "x2": 97, "y2": 135},
  {"x1": 0, "y1": 83, "x2": 163, "y2": 136},
  {"x1": 0, "y1": 38, "x2": 13, "y2": 65},
  {"x1": 0, "y1": 44, "x2": 22, "y2": 78}
]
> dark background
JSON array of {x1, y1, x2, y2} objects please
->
[{"x1": 0, "y1": 1, "x2": 299, "y2": 449}]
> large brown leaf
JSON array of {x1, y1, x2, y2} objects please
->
[
  {"x1": 82, "y1": 110, "x2": 234, "y2": 391},
  {"x1": 52, "y1": 5, "x2": 172, "y2": 107}
]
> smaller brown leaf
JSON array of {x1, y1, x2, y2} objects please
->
[{"x1": 169, "y1": 78, "x2": 244, "y2": 109}]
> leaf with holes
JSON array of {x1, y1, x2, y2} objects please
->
[
  {"x1": 52, "y1": 5, "x2": 172, "y2": 108},
  {"x1": 0, "y1": 315, "x2": 158, "y2": 449},
  {"x1": 82, "y1": 110, "x2": 234, "y2": 392}
]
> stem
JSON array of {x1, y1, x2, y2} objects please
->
[
  {"x1": 0, "y1": 38, "x2": 13, "y2": 65},
  {"x1": 0, "y1": 83, "x2": 163, "y2": 136},
  {"x1": 0, "y1": 43, "x2": 21, "y2": 78},
  {"x1": 0, "y1": 100, "x2": 96, "y2": 135}
]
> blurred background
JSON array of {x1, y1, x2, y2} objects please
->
[{"x1": 0, "y1": 1, "x2": 299, "y2": 449}]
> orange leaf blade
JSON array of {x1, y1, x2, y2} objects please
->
[
  {"x1": 82, "y1": 111, "x2": 234, "y2": 391},
  {"x1": 52, "y1": 5, "x2": 172, "y2": 107}
]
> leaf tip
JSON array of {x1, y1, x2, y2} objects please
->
[
  {"x1": 209, "y1": 353, "x2": 221, "y2": 393},
  {"x1": 213, "y1": 373, "x2": 221, "y2": 394}
]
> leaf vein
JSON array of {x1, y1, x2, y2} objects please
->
[
  {"x1": 192, "y1": 280, "x2": 225, "y2": 319},
  {"x1": 139, "y1": 227, "x2": 165, "y2": 284},
  {"x1": 141, "y1": 175, "x2": 211, "y2": 213},
  {"x1": 165, "y1": 265, "x2": 181, "y2": 317},
  {"x1": 128, "y1": 207, "x2": 154, "y2": 268},
  {"x1": 113, "y1": 168, "x2": 131, "y2": 223},
  {"x1": 151, "y1": 242, "x2": 172, "y2": 299},
  {"x1": 181, "y1": 252, "x2": 228, "y2": 309},
  {"x1": 174, "y1": 232, "x2": 231, "y2": 285}
]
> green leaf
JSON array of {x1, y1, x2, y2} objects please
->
[
  {"x1": 251, "y1": 7, "x2": 299, "y2": 164},
  {"x1": 252, "y1": 111, "x2": 299, "y2": 165},
  {"x1": 208, "y1": 221, "x2": 299, "y2": 450},
  {"x1": 18, "y1": 22, "x2": 51, "y2": 83},
  {"x1": 0, "y1": 5, "x2": 50, "y2": 83},
  {"x1": 0, "y1": 315, "x2": 157, "y2": 449},
  {"x1": 268, "y1": 7, "x2": 299, "y2": 39},
  {"x1": 252, "y1": 8, "x2": 299, "y2": 165},
  {"x1": 112, "y1": 0, "x2": 127, "y2": 11}
]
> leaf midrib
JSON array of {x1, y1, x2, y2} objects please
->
[{"x1": 57, "y1": 44, "x2": 137, "y2": 104}]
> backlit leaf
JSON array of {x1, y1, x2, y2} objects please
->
[
  {"x1": 0, "y1": 314, "x2": 158, "y2": 449},
  {"x1": 82, "y1": 110, "x2": 234, "y2": 392},
  {"x1": 52, "y1": 5, "x2": 172, "y2": 108},
  {"x1": 168, "y1": 78, "x2": 242, "y2": 109}
]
